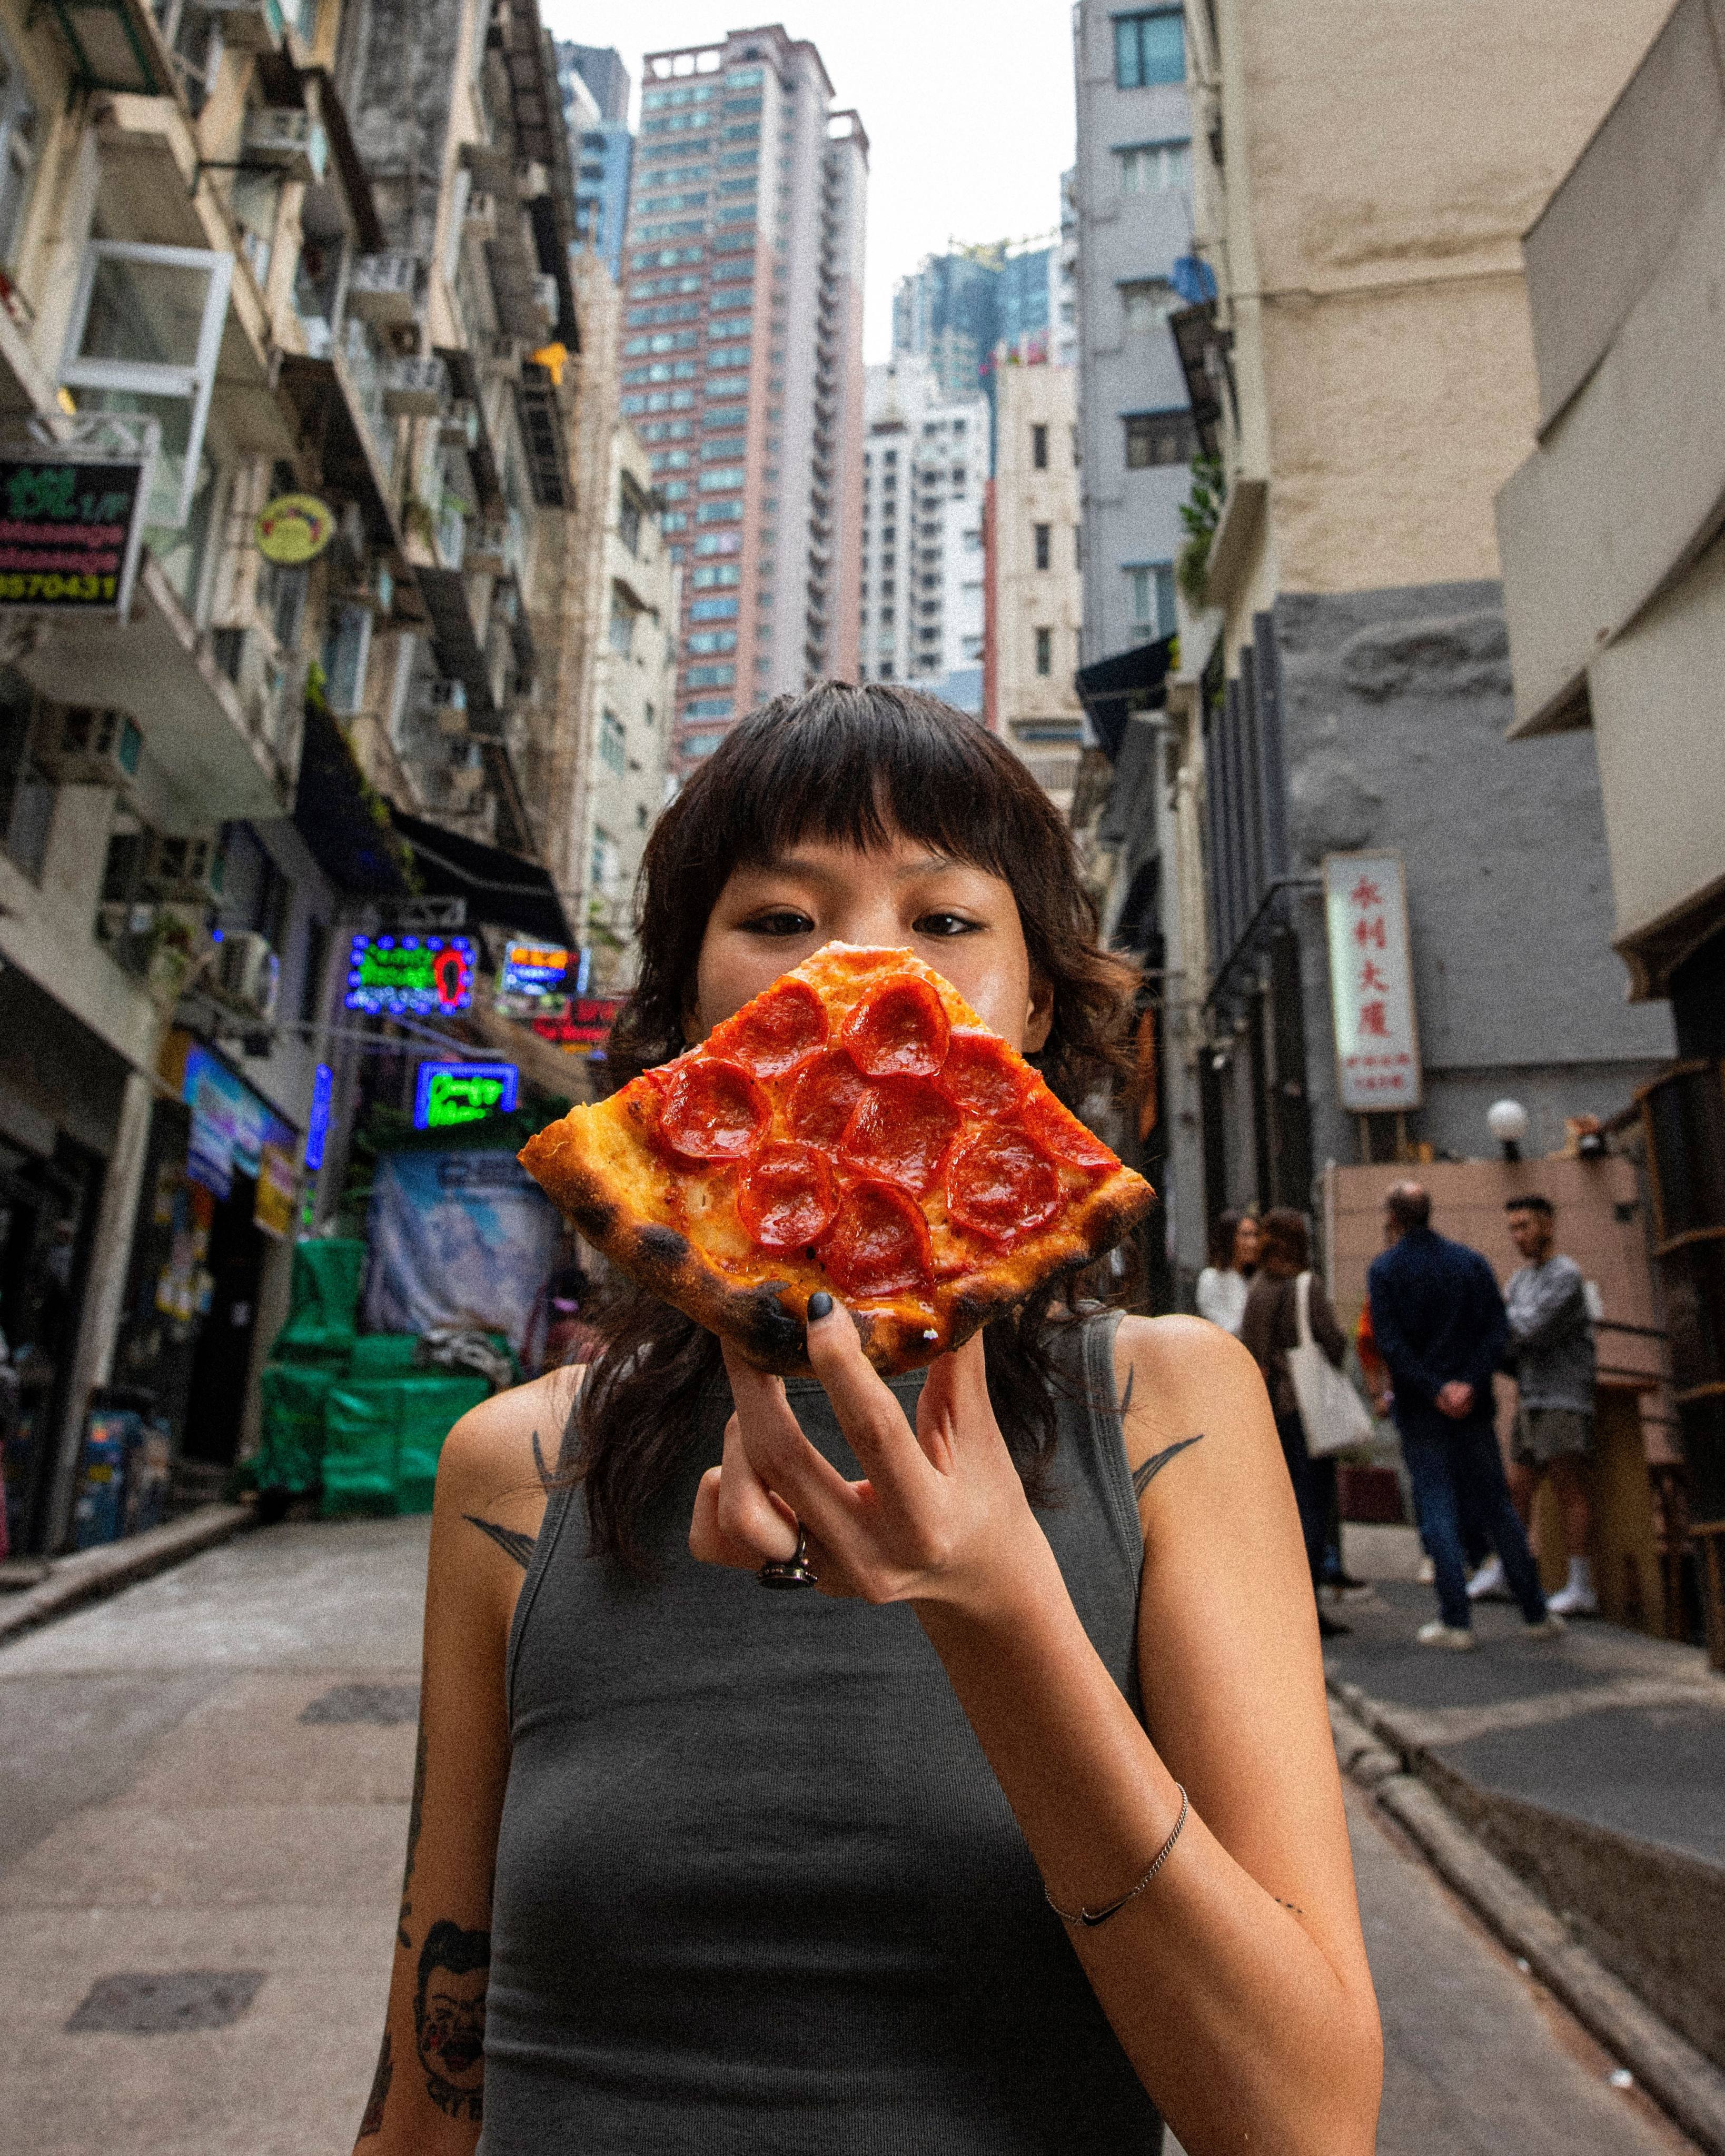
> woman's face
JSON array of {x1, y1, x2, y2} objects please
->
[
  {"x1": 691, "y1": 829, "x2": 1054, "y2": 1051},
  {"x1": 1232, "y1": 1217, "x2": 1261, "y2": 1271}
]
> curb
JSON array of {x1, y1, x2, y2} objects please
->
[
  {"x1": 0, "y1": 1502, "x2": 255, "y2": 1647},
  {"x1": 1329, "y1": 1691, "x2": 1725, "y2": 2154}
]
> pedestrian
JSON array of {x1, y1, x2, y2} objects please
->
[
  {"x1": 1195, "y1": 1207, "x2": 1259, "y2": 1334},
  {"x1": 1367, "y1": 1181, "x2": 1563, "y2": 1650},
  {"x1": 353, "y1": 685, "x2": 1382, "y2": 2156},
  {"x1": 1240, "y1": 1208, "x2": 1354, "y2": 1639},
  {"x1": 1468, "y1": 1195, "x2": 1598, "y2": 1616}
]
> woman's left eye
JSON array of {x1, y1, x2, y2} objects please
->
[{"x1": 914, "y1": 912, "x2": 980, "y2": 938}]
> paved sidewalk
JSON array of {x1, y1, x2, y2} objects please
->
[{"x1": 1326, "y1": 1527, "x2": 1725, "y2": 2082}]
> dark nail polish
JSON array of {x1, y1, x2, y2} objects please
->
[{"x1": 807, "y1": 1290, "x2": 834, "y2": 1323}]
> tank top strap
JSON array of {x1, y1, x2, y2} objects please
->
[
  {"x1": 1048, "y1": 1306, "x2": 1144, "y2": 1586},
  {"x1": 504, "y1": 1391, "x2": 586, "y2": 1723}
]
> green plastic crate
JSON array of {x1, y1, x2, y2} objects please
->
[
  {"x1": 255, "y1": 1363, "x2": 340, "y2": 1494},
  {"x1": 348, "y1": 1334, "x2": 422, "y2": 1378},
  {"x1": 274, "y1": 1238, "x2": 366, "y2": 1365},
  {"x1": 320, "y1": 1373, "x2": 489, "y2": 1519}
]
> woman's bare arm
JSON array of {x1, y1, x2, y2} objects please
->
[
  {"x1": 353, "y1": 1369, "x2": 577, "y2": 2154},
  {"x1": 692, "y1": 1309, "x2": 1381, "y2": 2156}
]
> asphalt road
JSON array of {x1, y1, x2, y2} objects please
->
[{"x1": 0, "y1": 1516, "x2": 1699, "y2": 2154}]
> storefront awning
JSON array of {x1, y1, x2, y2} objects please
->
[
  {"x1": 390, "y1": 810, "x2": 573, "y2": 945},
  {"x1": 293, "y1": 693, "x2": 416, "y2": 897},
  {"x1": 1074, "y1": 637, "x2": 1175, "y2": 762}
]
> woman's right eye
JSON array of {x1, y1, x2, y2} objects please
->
[{"x1": 742, "y1": 909, "x2": 815, "y2": 938}]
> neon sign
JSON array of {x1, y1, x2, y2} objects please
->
[
  {"x1": 499, "y1": 943, "x2": 573, "y2": 999},
  {"x1": 344, "y1": 933, "x2": 475, "y2": 1016},
  {"x1": 413, "y1": 1060, "x2": 519, "y2": 1129}
]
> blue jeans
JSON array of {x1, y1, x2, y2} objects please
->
[{"x1": 1400, "y1": 1419, "x2": 1547, "y2": 1630}]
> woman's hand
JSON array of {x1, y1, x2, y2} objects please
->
[{"x1": 688, "y1": 1297, "x2": 1051, "y2": 1617}]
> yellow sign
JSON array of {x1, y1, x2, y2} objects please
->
[{"x1": 255, "y1": 493, "x2": 336, "y2": 566}]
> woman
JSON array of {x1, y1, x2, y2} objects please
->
[
  {"x1": 1240, "y1": 1209, "x2": 1353, "y2": 1641},
  {"x1": 355, "y1": 688, "x2": 1381, "y2": 2156},
  {"x1": 1195, "y1": 1209, "x2": 1260, "y2": 1336}
]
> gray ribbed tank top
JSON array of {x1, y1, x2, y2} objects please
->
[{"x1": 481, "y1": 1311, "x2": 1164, "y2": 2154}]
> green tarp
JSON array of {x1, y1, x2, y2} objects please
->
[
  {"x1": 254, "y1": 1363, "x2": 341, "y2": 1494},
  {"x1": 320, "y1": 1372, "x2": 489, "y2": 1519},
  {"x1": 274, "y1": 1238, "x2": 366, "y2": 1365}
]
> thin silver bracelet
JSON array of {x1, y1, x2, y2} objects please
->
[{"x1": 1045, "y1": 1785, "x2": 1190, "y2": 1928}]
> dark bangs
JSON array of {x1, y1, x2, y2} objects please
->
[{"x1": 607, "y1": 682, "x2": 1136, "y2": 1108}]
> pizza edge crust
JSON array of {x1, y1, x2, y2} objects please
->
[{"x1": 520, "y1": 1112, "x2": 1155, "y2": 1377}]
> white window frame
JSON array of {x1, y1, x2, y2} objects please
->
[
  {"x1": 57, "y1": 241, "x2": 233, "y2": 528},
  {"x1": 0, "y1": 22, "x2": 39, "y2": 271}
]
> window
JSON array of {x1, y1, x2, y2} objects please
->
[
  {"x1": 618, "y1": 475, "x2": 647, "y2": 554},
  {"x1": 0, "y1": 30, "x2": 38, "y2": 270},
  {"x1": 591, "y1": 826, "x2": 621, "y2": 892},
  {"x1": 1127, "y1": 563, "x2": 1178, "y2": 639},
  {"x1": 1117, "y1": 141, "x2": 1192, "y2": 194},
  {"x1": 1034, "y1": 627, "x2": 1053, "y2": 677},
  {"x1": 599, "y1": 708, "x2": 627, "y2": 773},
  {"x1": 1031, "y1": 424, "x2": 1048, "y2": 471},
  {"x1": 1124, "y1": 410, "x2": 1199, "y2": 468},
  {"x1": 608, "y1": 590, "x2": 637, "y2": 655},
  {"x1": 1034, "y1": 522, "x2": 1051, "y2": 572},
  {"x1": 323, "y1": 603, "x2": 373, "y2": 717},
  {"x1": 0, "y1": 669, "x2": 48, "y2": 879},
  {"x1": 1114, "y1": 9, "x2": 1184, "y2": 88},
  {"x1": 1121, "y1": 277, "x2": 1177, "y2": 331},
  {"x1": 57, "y1": 241, "x2": 234, "y2": 527},
  {"x1": 690, "y1": 594, "x2": 738, "y2": 620}
]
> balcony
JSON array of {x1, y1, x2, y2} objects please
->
[{"x1": 348, "y1": 252, "x2": 420, "y2": 330}]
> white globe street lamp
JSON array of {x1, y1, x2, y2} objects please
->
[{"x1": 1486, "y1": 1098, "x2": 1529, "y2": 1163}]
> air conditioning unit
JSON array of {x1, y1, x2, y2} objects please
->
[
  {"x1": 97, "y1": 899, "x2": 155, "y2": 944},
  {"x1": 199, "y1": 0, "x2": 286, "y2": 52},
  {"x1": 439, "y1": 399, "x2": 479, "y2": 449},
  {"x1": 421, "y1": 678, "x2": 469, "y2": 736},
  {"x1": 446, "y1": 760, "x2": 487, "y2": 805},
  {"x1": 463, "y1": 191, "x2": 498, "y2": 241},
  {"x1": 533, "y1": 272, "x2": 560, "y2": 325},
  {"x1": 382, "y1": 354, "x2": 449, "y2": 415},
  {"x1": 145, "y1": 832, "x2": 225, "y2": 907},
  {"x1": 215, "y1": 929, "x2": 280, "y2": 1020},
  {"x1": 517, "y1": 161, "x2": 549, "y2": 201},
  {"x1": 465, "y1": 521, "x2": 508, "y2": 574},
  {"x1": 34, "y1": 704, "x2": 143, "y2": 789},
  {"x1": 242, "y1": 107, "x2": 329, "y2": 182},
  {"x1": 346, "y1": 252, "x2": 419, "y2": 329}
]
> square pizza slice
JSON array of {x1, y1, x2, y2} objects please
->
[{"x1": 519, "y1": 943, "x2": 1154, "y2": 1376}]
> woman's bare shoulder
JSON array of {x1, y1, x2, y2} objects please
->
[
  {"x1": 1111, "y1": 1314, "x2": 1274, "y2": 1484},
  {"x1": 434, "y1": 1365, "x2": 584, "y2": 1517}
]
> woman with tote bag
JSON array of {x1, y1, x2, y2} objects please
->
[{"x1": 1241, "y1": 1210, "x2": 1367, "y2": 1638}]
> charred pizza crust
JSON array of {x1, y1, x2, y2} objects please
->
[{"x1": 519, "y1": 944, "x2": 1154, "y2": 1376}]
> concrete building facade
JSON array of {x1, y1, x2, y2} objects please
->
[
  {"x1": 858, "y1": 358, "x2": 986, "y2": 707},
  {"x1": 1123, "y1": 0, "x2": 1678, "y2": 1300},
  {"x1": 620, "y1": 25, "x2": 867, "y2": 764},
  {"x1": 987, "y1": 362, "x2": 1086, "y2": 817},
  {"x1": 1070, "y1": 2, "x2": 1197, "y2": 668},
  {"x1": 1495, "y1": 0, "x2": 1725, "y2": 1569}
]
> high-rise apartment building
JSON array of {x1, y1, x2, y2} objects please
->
[
  {"x1": 893, "y1": 243, "x2": 1056, "y2": 415},
  {"x1": 620, "y1": 25, "x2": 867, "y2": 763},
  {"x1": 558, "y1": 42, "x2": 634, "y2": 280},
  {"x1": 859, "y1": 360, "x2": 988, "y2": 706},
  {"x1": 1071, "y1": 4, "x2": 1197, "y2": 663},
  {"x1": 986, "y1": 363, "x2": 1086, "y2": 815}
]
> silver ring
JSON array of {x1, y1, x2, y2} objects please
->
[{"x1": 757, "y1": 1518, "x2": 819, "y2": 1589}]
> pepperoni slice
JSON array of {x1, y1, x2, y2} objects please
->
[
  {"x1": 736, "y1": 1140, "x2": 837, "y2": 1250},
  {"x1": 946, "y1": 1126, "x2": 1062, "y2": 1246},
  {"x1": 839, "y1": 1078, "x2": 960, "y2": 1195},
  {"x1": 821, "y1": 1180, "x2": 933, "y2": 1298},
  {"x1": 840, "y1": 976, "x2": 951, "y2": 1078},
  {"x1": 786, "y1": 1049, "x2": 870, "y2": 1147},
  {"x1": 935, "y1": 1029, "x2": 1034, "y2": 1118},
  {"x1": 709, "y1": 979, "x2": 828, "y2": 1079},
  {"x1": 659, "y1": 1057, "x2": 771, "y2": 1161},
  {"x1": 1022, "y1": 1090, "x2": 1118, "y2": 1171}
]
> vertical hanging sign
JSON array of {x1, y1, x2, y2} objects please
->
[{"x1": 1322, "y1": 851, "x2": 1423, "y2": 1111}]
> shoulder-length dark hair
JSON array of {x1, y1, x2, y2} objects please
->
[{"x1": 570, "y1": 683, "x2": 1141, "y2": 1575}]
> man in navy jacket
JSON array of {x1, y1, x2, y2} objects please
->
[{"x1": 1367, "y1": 1182, "x2": 1559, "y2": 1647}]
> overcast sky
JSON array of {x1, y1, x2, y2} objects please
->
[{"x1": 539, "y1": 3, "x2": 1077, "y2": 360}]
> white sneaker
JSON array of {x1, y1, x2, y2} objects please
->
[
  {"x1": 1545, "y1": 1583, "x2": 1598, "y2": 1618},
  {"x1": 1523, "y1": 1612, "x2": 1568, "y2": 1638},
  {"x1": 1416, "y1": 1556, "x2": 1436, "y2": 1585},
  {"x1": 1466, "y1": 1557, "x2": 1507, "y2": 1602},
  {"x1": 1417, "y1": 1620, "x2": 1477, "y2": 1651}
]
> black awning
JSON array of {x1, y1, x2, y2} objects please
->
[
  {"x1": 293, "y1": 693, "x2": 416, "y2": 896},
  {"x1": 1075, "y1": 638, "x2": 1176, "y2": 761},
  {"x1": 390, "y1": 809, "x2": 573, "y2": 945}
]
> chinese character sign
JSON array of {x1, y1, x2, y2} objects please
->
[{"x1": 1322, "y1": 852, "x2": 1423, "y2": 1112}]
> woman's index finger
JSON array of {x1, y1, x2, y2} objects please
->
[{"x1": 801, "y1": 1298, "x2": 936, "y2": 1493}]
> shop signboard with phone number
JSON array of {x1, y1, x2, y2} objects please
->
[{"x1": 0, "y1": 455, "x2": 149, "y2": 613}]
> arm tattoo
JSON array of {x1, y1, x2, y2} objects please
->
[
  {"x1": 358, "y1": 2027, "x2": 392, "y2": 2137},
  {"x1": 398, "y1": 1720, "x2": 426, "y2": 1950},
  {"x1": 1276, "y1": 1897, "x2": 1305, "y2": 1915},
  {"x1": 531, "y1": 1424, "x2": 553, "y2": 1490},
  {"x1": 414, "y1": 1920, "x2": 489, "y2": 2122},
  {"x1": 463, "y1": 1513, "x2": 536, "y2": 1570},
  {"x1": 1132, "y1": 1434, "x2": 1205, "y2": 1498},
  {"x1": 1117, "y1": 1364, "x2": 1136, "y2": 1419}
]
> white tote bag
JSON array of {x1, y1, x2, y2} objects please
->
[{"x1": 1288, "y1": 1272, "x2": 1375, "y2": 1459}]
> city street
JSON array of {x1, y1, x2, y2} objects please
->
[{"x1": 0, "y1": 1519, "x2": 1699, "y2": 2155}]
